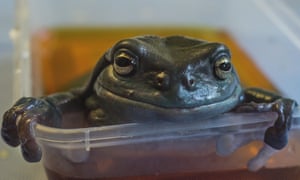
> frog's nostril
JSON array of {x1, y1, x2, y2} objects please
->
[
  {"x1": 189, "y1": 79, "x2": 195, "y2": 86},
  {"x1": 154, "y1": 72, "x2": 170, "y2": 90},
  {"x1": 182, "y1": 75, "x2": 196, "y2": 90}
]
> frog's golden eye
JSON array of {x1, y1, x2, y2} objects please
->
[
  {"x1": 214, "y1": 56, "x2": 232, "y2": 80},
  {"x1": 113, "y1": 50, "x2": 138, "y2": 76}
]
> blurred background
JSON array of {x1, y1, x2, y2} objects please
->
[
  {"x1": 0, "y1": 1, "x2": 47, "y2": 180},
  {"x1": 0, "y1": 0, "x2": 300, "y2": 179}
]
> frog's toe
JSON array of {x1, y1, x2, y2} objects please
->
[
  {"x1": 1, "y1": 129, "x2": 19, "y2": 147},
  {"x1": 18, "y1": 117, "x2": 42, "y2": 162},
  {"x1": 1, "y1": 109, "x2": 21, "y2": 147},
  {"x1": 247, "y1": 143, "x2": 279, "y2": 171},
  {"x1": 21, "y1": 139, "x2": 42, "y2": 162},
  {"x1": 216, "y1": 134, "x2": 236, "y2": 156},
  {"x1": 264, "y1": 98, "x2": 296, "y2": 149},
  {"x1": 264, "y1": 126, "x2": 288, "y2": 150}
]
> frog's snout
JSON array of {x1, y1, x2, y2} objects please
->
[{"x1": 153, "y1": 71, "x2": 197, "y2": 92}]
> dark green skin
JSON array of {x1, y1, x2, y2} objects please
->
[{"x1": 1, "y1": 35, "x2": 297, "y2": 162}]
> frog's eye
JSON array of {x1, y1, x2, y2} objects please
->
[
  {"x1": 214, "y1": 56, "x2": 232, "y2": 80},
  {"x1": 113, "y1": 50, "x2": 138, "y2": 76}
]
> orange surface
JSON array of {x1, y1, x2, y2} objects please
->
[{"x1": 31, "y1": 27, "x2": 276, "y2": 95}]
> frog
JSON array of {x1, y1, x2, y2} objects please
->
[{"x1": 1, "y1": 35, "x2": 297, "y2": 170}]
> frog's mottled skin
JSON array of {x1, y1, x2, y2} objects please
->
[{"x1": 1, "y1": 36, "x2": 297, "y2": 165}]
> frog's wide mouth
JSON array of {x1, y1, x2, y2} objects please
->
[{"x1": 95, "y1": 85, "x2": 243, "y2": 119}]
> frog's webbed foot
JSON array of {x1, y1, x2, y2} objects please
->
[
  {"x1": 1, "y1": 97, "x2": 61, "y2": 162},
  {"x1": 235, "y1": 98, "x2": 297, "y2": 171}
]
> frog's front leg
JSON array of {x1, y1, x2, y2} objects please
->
[
  {"x1": 239, "y1": 88, "x2": 297, "y2": 149},
  {"x1": 236, "y1": 88, "x2": 297, "y2": 171},
  {"x1": 1, "y1": 92, "x2": 83, "y2": 162}
]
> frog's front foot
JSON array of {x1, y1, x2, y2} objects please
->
[
  {"x1": 236, "y1": 98, "x2": 297, "y2": 171},
  {"x1": 237, "y1": 98, "x2": 296, "y2": 149},
  {"x1": 264, "y1": 98, "x2": 296, "y2": 149},
  {"x1": 1, "y1": 97, "x2": 61, "y2": 162}
]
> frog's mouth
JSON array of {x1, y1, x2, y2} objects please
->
[{"x1": 95, "y1": 85, "x2": 243, "y2": 121}]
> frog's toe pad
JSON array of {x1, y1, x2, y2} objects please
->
[
  {"x1": 216, "y1": 134, "x2": 236, "y2": 156},
  {"x1": 247, "y1": 143, "x2": 279, "y2": 171}
]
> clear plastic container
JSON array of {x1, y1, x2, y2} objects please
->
[
  {"x1": 12, "y1": 0, "x2": 300, "y2": 179},
  {"x1": 35, "y1": 112, "x2": 300, "y2": 179}
]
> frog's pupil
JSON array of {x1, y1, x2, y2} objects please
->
[
  {"x1": 116, "y1": 57, "x2": 131, "y2": 67},
  {"x1": 219, "y1": 62, "x2": 231, "y2": 71}
]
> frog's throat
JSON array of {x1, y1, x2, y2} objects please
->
[{"x1": 95, "y1": 85, "x2": 243, "y2": 117}]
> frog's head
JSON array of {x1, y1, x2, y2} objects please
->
[{"x1": 84, "y1": 35, "x2": 243, "y2": 121}]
